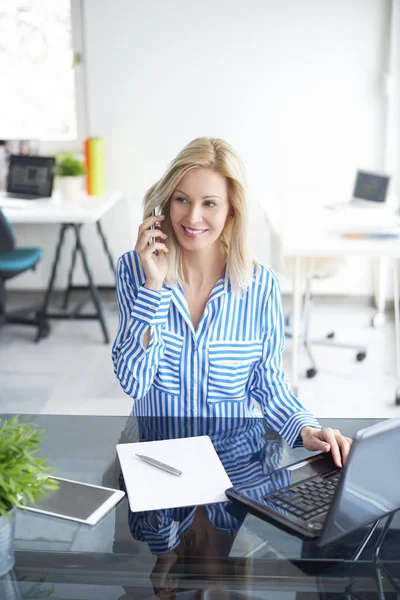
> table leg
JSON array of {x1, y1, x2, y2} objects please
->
[
  {"x1": 392, "y1": 260, "x2": 400, "y2": 405},
  {"x1": 372, "y1": 256, "x2": 388, "y2": 328},
  {"x1": 96, "y1": 221, "x2": 116, "y2": 277},
  {"x1": 374, "y1": 566, "x2": 386, "y2": 600},
  {"x1": 35, "y1": 224, "x2": 68, "y2": 342},
  {"x1": 62, "y1": 235, "x2": 79, "y2": 310},
  {"x1": 73, "y1": 224, "x2": 109, "y2": 344},
  {"x1": 291, "y1": 256, "x2": 302, "y2": 396}
]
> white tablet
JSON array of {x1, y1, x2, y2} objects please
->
[{"x1": 19, "y1": 476, "x2": 125, "y2": 526}]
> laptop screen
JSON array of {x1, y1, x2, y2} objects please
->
[
  {"x1": 353, "y1": 170, "x2": 390, "y2": 204},
  {"x1": 7, "y1": 155, "x2": 55, "y2": 198},
  {"x1": 320, "y1": 418, "x2": 400, "y2": 546}
]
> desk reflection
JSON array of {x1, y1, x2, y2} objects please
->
[{"x1": 117, "y1": 417, "x2": 287, "y2": 599}]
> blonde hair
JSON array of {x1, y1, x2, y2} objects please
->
[{"x1": 143, "y1": 137, "x2": 258, "y2": 296}]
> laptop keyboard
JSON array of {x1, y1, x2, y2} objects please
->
[{"x1": 264, "y1": 473, "x2": 341, "y2": 521}]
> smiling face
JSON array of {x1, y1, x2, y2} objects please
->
[{"x1": 169, "y1": 168, "x2": 230, "y2": 254}]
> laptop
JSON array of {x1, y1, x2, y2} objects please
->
[
  {"x1": 225, "y1": 418, "x2": 400, "y2": 546},
  {"x1": 6, "y1": 155, "x2": 55, "y2": 200},
  {"x1": 326, "y1": 170, "x2": 390, "y2": 211}
]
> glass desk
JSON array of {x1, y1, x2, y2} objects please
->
[{"x1": 1, "y1": 415, "x2": 399, "y2": 599}]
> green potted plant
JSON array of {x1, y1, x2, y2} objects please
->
[
  {"x1": 0, "y1": 416, "x2": 57, "y2": 577},
  {"x1": 56, "y1": 153, "x2": 86, "y2": 201}
]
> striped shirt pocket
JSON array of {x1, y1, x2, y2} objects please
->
[
  {"x1": 207, "y1": 340, "x2": 263, "y2": 402},
  {"x1": 153, "y1": 331, "x2": 184, "y2": 395}
]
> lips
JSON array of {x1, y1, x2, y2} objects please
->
[{"x1": 182, "y1": 226, "x2": 208, "y2": 238}]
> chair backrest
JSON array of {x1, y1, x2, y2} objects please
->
[{"x1": 0, "y1": 210, "x2": 15, "y2": 254}]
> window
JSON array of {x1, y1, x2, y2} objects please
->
[{"x1": 0, "y1": 0, "x2": 84, "y2": 142}]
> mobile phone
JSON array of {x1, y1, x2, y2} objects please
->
[
  {"x1": 150, "y1": 207, "x2": 162, "y2": 253},
  {"x1": 150, "y1": 208, "x2": 157, "y2": 244}
]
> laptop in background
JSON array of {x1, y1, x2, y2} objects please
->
[
  {"x1": 6, "y1": 155, "x2": 55, "y2": 200},
  {"x1": 326, "y1": 170, "x2": 390, "y2": 211},
  {"x1": 225, "y1": 418, "x2": 400, "y2": 546}
]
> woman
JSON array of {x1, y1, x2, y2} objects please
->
[{"x1": 112, "y1": 137, "x2": 351, "y2": 466}]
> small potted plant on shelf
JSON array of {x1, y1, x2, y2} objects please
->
[
  {"x1": 56, "y1": 153, "x2": 86, "y2": 201},
  {"x1": 0, "y1": 416, "x2": 57, "y2": 577}
]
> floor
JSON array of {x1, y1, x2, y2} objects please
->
[{"x1": 0, "y1": 291, "x2": 399, "y2": 419}]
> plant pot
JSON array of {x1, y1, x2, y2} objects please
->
[
  {"x1": 57, "y1": 176, "x2": 85, "y2": 202},
  {"x1": 0, "y1": 509, "x2": 16, "y2": 577}
]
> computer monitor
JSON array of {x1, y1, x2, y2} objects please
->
[
  {"x1": 353, "y1": 170, "x2": 390, "y2": 204},
  {"x1": 6, "y1": 155, "x2": 56, "y2": 199}
]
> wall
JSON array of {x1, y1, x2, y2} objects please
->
[{"x1": 10, "y1": 0, "x2": 398, "y2": 296}]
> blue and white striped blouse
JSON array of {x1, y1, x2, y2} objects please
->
[{"x1": 112, "y1": 250, "x2": 320, "y2": 447}]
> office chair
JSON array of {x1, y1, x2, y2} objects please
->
[
  {"x1": 0, "y1": 209, "x2": 50, "y2": 340},
  {"x1": 257, "y1": 205, "x2": 367, "y2": 379},
  {"x1": 283, "y1": 256, "x2": 367, "y2": 378}
]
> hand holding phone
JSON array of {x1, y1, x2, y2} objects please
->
[{"x1": 135, "y1": 208, "x2": 168, "y2": 289}]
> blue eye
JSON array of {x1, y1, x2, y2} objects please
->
[
  {"x1": 175, "y1": 196, "x2": 188, "y2": 203},
  {"x1": 204, "y1": 201, "x2": 216, "y2": 208}
]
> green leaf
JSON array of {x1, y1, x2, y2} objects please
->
[
  {"x1": 0, "y1": 416, "x2": 58, "y2": 514},
  {"x1": 56, "y1": 153, "x2": 85, "y2": 177}
]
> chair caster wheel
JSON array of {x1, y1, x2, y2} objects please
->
[
  {"x1": 356, "y1": 352, "x2": 366, "y2": 362},
  {"x1": 396, "y1": 389, "x2": 400, "y2": 406},
  {"x1": 306, "y1": 368, "x2": 317, "y2": 379},
  {"x1": 371, "y1": 313, "x2": 386, "y2": 328},
  {"x1": 326, "y1": 332, "x2": 335, "y2": 339},
  {"x1": 41, "y1": 321, "x2": 51, "y2": 338}
]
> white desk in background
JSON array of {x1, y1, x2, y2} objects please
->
[
  {"x1": 259, "y1": 203, "x2": 400, "y2": 405},
  {"x1": 0, "y1": 191, "x2": 125, "y2": 343}
]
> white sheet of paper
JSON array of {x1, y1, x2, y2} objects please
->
[{"x1": 116, "y1": 436, "x2": 232, "y2": 512}]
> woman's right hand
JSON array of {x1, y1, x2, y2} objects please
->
[{"x1": 135, "y1": 215, "x2": 168, "y2": 290}]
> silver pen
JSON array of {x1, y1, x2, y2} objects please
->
[{"x1": 135, "y1": 453, "x2": 182, "y2": 477}]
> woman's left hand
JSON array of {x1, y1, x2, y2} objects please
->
[{"x1": 300, "y1": 426, "x2": 353, "y2": 468}]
